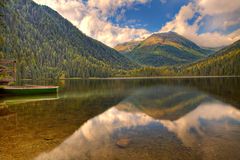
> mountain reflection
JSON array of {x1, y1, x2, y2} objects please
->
[
  {"x1": 160, "y1": 103, "x2": 240, "y2": 146},
  {"x1": 35, "y1": 86, "x2": 240, "y2": 160}
]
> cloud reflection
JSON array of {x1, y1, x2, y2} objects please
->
[
  {"x1": 160, "y1": 103, "x2": 240, "y2": 146},
  {"x1": 35, "y1": 87, "x2": 240, "y2": 160},
  {"x1": 35, "y1": 103, "x2": 156, "y2": 160}
]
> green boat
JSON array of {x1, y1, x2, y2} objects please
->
[{"x1": 0, "y1": 85, "x2": 59, "y2": 95}]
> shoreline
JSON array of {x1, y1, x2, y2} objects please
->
[
  {"x1": 19, "y1": 75, "x2": 240, "y2": 81},
  {"x1": 85, "y1": 75, "x2": 240, "y2": 80}
]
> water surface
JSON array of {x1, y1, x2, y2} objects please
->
[{"x1": 0, "y1": 77, "x2": 240, "y2": 160}]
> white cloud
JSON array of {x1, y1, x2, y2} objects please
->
[
  {"x1": 34, "y1": 0, "x2": 240, "y2": 48},
  {"x1": 78, "y1": 14, "x2": 149, "y2": 47},
  {"x1": 160, "y1": 3, "x2": 197, "y2": 33},
  {"x1": 198, "y1": 0, "x2": 240, "y2": 33},
  {"x1": 223, "y1": 19, "x2": 240, "y2": 30},
  {"x1": 33, "y1": 0, "x2": 150, "y2": 47},
  {"x1": 160, "y1": 1, "x2": 240, "y2": 47},
  {"x1": 33, "y1": 0, "x2": 87, "y2": 26},
  {"x1": 196, "y1": 0, "x2": 240, "y2": 15},
  {"x1": 202, "y1": 14, "x2": 240, "y2": 32}
]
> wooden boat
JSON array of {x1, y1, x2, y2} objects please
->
[{"x1": 0, "y1": 85, "x2": 59, "y2": 95}]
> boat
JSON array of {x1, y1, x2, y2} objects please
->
[{"x1": 0, "y1": 85, "x2": 59, "y2": 95}]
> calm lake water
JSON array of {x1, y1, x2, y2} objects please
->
[{"x1": 0, "y1": 77, "x2": 240, "y2": 160}]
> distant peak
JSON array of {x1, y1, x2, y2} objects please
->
[
  {"x1": 151, "y1": 31, "x2": 180, "y2": 37},
  {"x1": 166, "y1": 31, "x2": 178, "y2": 35}
]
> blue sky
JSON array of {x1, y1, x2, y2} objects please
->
[
  {"x1": 111, "y1": 0, "x2": 190, "y2": 32},
  {"x1": 34, "y1": 0, "x2": 240, "y2": 47}
]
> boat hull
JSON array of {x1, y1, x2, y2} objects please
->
[{"x1": 0, "y1": 86, "x2": 58, "y2": 95}]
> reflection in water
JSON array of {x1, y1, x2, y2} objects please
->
[
  {"x1": 161, "y1": 103, "x2": 240, "y2": 146},
  {"x1": 36, "y1": 105, "x2": 156, "y2": 160},
  {"x1": 2, "y1": 94, "x2": 59, "y2": 105},
  {"x1": 35, "y1": 86, "x2": 240, "y2": 160}
]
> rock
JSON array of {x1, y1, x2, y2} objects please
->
[
  {"x1": 43, "y1": 135, "x2": 54, "y2": 141},
  {"x1": 116, "y1": 138, "x2": 130, "y2": 148},
  {"x1": 44, "y1": 137, "x2": 54, "y2": 141}
]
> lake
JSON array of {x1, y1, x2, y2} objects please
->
[{"x1": 0, "y1": 77, "x2": 240, "y2": 160}]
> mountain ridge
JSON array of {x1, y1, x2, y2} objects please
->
[
  {"x1": 181, "y1": 39, "x2": 240, "y2": 76},
  {"x1": 0, "y1": 0, "x2": 138, "y2": 79},
  {"x1": 115, "y1": 32, "x2": 213, "y2": 67}
]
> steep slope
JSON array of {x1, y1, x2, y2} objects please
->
[
  {"x1": 114, "y1": 41, "x2": 140, "y2": 53},
  {"x1": 0, "y1": 0, "x2": 137, "y2": 79},
  {"x1": 117, "y1": 32, "x2": 212, "y2": 67},
  {"x1": 181, "y1": 40, "x2": 240, "y2": 76}
]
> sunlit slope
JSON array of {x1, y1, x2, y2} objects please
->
[
  {"x1": 114, "y1": 41, "x2": 141, "y2": 53},
  {"x1": 181, "y1": 40, "x2": 240, "y2": 76},
  {"x1": 115, "y1": 32, "x2": 213, "y2": 67}
]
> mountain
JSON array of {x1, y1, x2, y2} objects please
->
[
  {"x1": 0, "y1": 0, "x2": 137, "y2": 79},
  {"x1": 201, "y1": 46, "x2": 225, "y2": 52},
  {"x1": 114, "y1": 41, "x2": 140, "y2": 53},
  {"x1": 115, "y1": 32, "x2": 213, "y2": 67},
  {"x1": 181, "y1": 40, "x2": 240, "y2": 75}
]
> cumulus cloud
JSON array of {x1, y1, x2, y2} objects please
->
[
  {"x1": 160, "y1": 0, "x2": 240, "y2": 47},
  {"x1": 196, "y1": 0, "x2": 240, "y2": 15},
  {"x1": 78, "y1": 14, "x2": 149, "y2": 47},
  {"x1": 223, "y1": 18, "x2": 240, "y2": 30},
  {"x1": 33, "y1": 0, "x2": 150, "y2": 47},
  {"x1": 34, "y1": 0, "x2": 239, "y2": 48}
]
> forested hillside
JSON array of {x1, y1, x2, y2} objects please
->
[
  {"x1": 0, "y1": 0, "x2": 238, "y2": 80},
  {"x1": 0, "y1": 0, "x2": 4, "y2": 58},
  {"x1": 0, "y1": 0, "x2": 137, "y2": 79},
  {"x1": 115, "y1": 32, "x2": 213, "y2": 67},
  {"x1": 180, "y1": 40, "x2": 240, "y2": 76},
  {"x1": 119, "y1": 40, "x2": 240, "y2": 77}
]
